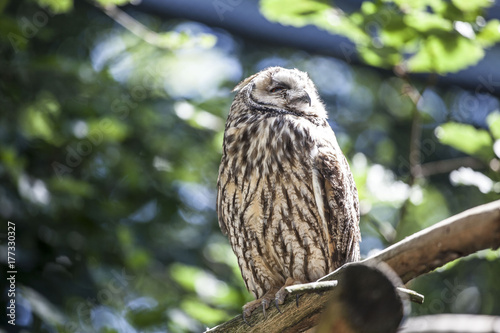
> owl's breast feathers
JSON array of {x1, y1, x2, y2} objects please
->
[{"x1": 217, "y1": 112, "x2": 360, "y2": 298}]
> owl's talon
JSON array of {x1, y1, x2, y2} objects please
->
[
  {"x1": 262, "y1": 301, "x2": 267, "y2": 319},
  {"x1": 242, "y1": 312, "x2": 254, "y2": 327},
  {"x1": 296, "y1": 294, "x2": 300, "y2": 308},
  {"x1": 274, "y1": 299, "x2": 282, "y2": 314}
]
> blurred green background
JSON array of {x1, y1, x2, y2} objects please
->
[{"x1": 1, "y1": 0, "x2": 500, "y2": 332}]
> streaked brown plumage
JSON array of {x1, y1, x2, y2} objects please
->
[{"x1": 216, "y1": 67, "x2": 360, "y2": 317}]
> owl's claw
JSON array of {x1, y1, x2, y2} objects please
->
[
  {"x1": 296, "y1": 294, "x2": 300, "y2": 308},
  {"x1": 261, "y1": 299, "x2": 268, "y2": 319},
  {"x1": 274, "y1": 299, "x2": 282, "y2": 314},
  {"x1": 242, "y1": 312, "x2": 254, "y2": 327},
  {"x1": 242, "y1": 294, "x2": 274, "y2": 322}
]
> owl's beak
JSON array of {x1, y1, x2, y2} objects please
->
[{"x1": 291, "y1": 91, "x2": 312, "y2": 107}]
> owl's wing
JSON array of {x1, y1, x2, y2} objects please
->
[
  {"x1": 216, "y1": 171, "x2": 229, "y2": 236},
  {"x1": 314, "y1": 138, "x2": 360, "y2": 265}
]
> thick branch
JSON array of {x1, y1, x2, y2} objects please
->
[
  {"x1": 355, "y1": 199, "x2": 500, "y2": 283},
  {"x1": 206, "y1": 200, "x2": 500, "y2": 333}
]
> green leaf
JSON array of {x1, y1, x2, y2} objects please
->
[
  {"x1": 181, "y1": 298, "x2": 228, "y2": 325},
  {"x1": 94, "y1": 0, "x2": 133, "y2": 6},
  {"x1": 87, "y1": 117, "x2": 129, "y2": 142},
  {"x1": 358, "y1": 45, "x2": 402, "y2": 68},
  {"x1": 361, "y1": 2, "x2": 377, "y2": 15},
  {"x1": 477, "y1": 19, "x2": 500, "y2": 48},
  {"x1": 126, "y1": 304, "x2": 168, "y2": 328},
  {"x1": 451, "y1": 0, "x2": 494, "y2": 12},
  {"x1": 384, "y1": 0, "x2": 445, "y2": 11},
  {"x1": 366, "y1": 7, "x2": 418, "y2": 49},
  {"x1": 404, "y1": 11, "x2": 453, "y2": 32},
  {"x1": 128, "y1": 249, "x2": 150, "y2": 269},
  {"x1": 260, "y1": 0, "x2": 330, "y2": 26},
  {"x1": 48, "y1": 177, "x2": 96, "y2": 197},
  {"x1": 380, "y1": 23, "x2": 418, "y2": 49},
  {"x1": 117, "y1": 225, "x2": 133, "y2": 246},
  {"x1": 436, "y1": 122, "x2": 494, "y2": 160},
  {"x1": 407, "y1": 35, "x2": 484, "y2": 73},
  {"x1": 0, "y1": 146, "x2": 25, "y2": 180},
  {"x1": 20, "y1": 92, "x2": 63, "y2": 145},
  {"x1": 170, "y1": 263, "x2": 201, "y2": 292},
  {"x1": 487, "y1": 111, "x2": 500, "y2": 139},
  {"x1": 35, "y1": 0, "x2": 73, "y2": 14},
  {"x1": 260, "y1": 0, "x2": 370, "y2": 44}
]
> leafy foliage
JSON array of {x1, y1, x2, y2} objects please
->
[
  {"x1": 260, "y1": 0, "x2": 500, "y2": 73},
  {"x1": 436, "y1": 123, "x2": 494, "y2": 160}
]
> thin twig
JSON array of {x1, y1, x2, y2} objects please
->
[
  {"x1": 284, "y1": 277, "x2": 424, "y2": 304},
  {"x1": 98, "y1": 4, "x2": 167, "y2": 47},
  {"x1": 396, "y1": 74, "x2": 438, "y2": 239},
  {"x1": 416, "y1": 157, "x2": 486, "y2": 177},
  {"x1": 285, "y1": 281, "x2": 338, "y2": 296},
  {"x1": 409, "y1": 93, "x2": 422, "y2": 184},
  {"x1": 397, "y1": 287, "x2": 424, "y2": 304}
]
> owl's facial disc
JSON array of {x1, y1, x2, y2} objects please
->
[
  {"x1": 249, "y1": 67, "x2": 320, "y2": 116},
  {"x1": 267, "y1": 80, "x2": 312, "y2": 109}
]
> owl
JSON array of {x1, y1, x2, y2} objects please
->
[{"x1": 216, "y1": 67, "x2": 360, "y2": 318}]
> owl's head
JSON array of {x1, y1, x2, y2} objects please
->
[{"x1": 233, "y1": 67, "x2": 327, "y2": 118}]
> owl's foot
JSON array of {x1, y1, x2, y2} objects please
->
[
  {"x1": 242, "y1": 278, "x2": 304, "y2": 320},
  {"x1": 242, "y1": 287, "x2": 279, "y2": 319},
  {"x1": 274, "y1": 294, "x2": 301, "y2": 314},
  {"x1": 275, "y1": 277, "x2": 302, "y2": 305},
  {"x1": 273, "y1": 277, "x2": 304, "y2": 312}
]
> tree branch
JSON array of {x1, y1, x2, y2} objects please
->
[
  {"x1": 285, "y1": 281, "x2": 338, "y2": 296},
  {"x1": 400, "y1": 314, "x2": 500, "y2": 332},
  {"x1": 354, "y1": 199, "x2": 500, "y2": 283},
  {"x1": 416, "y1": 157, "x2": 486, "y2": 178},
  {"x1": 397, "y1": 287, "x2": 424, "y2": 305},
  {"x1": 205, "y1": 200, "x2": 500, "y2": 333},
  {"x1": 95, "y1": 2, "x2": 214, "y2": 50},
  {"x1": 98, "y1": 3, "x2": 168, "y2": 48},
  {"x1": 283, "y1": 281, "x2": 424, "y2": 305}
]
